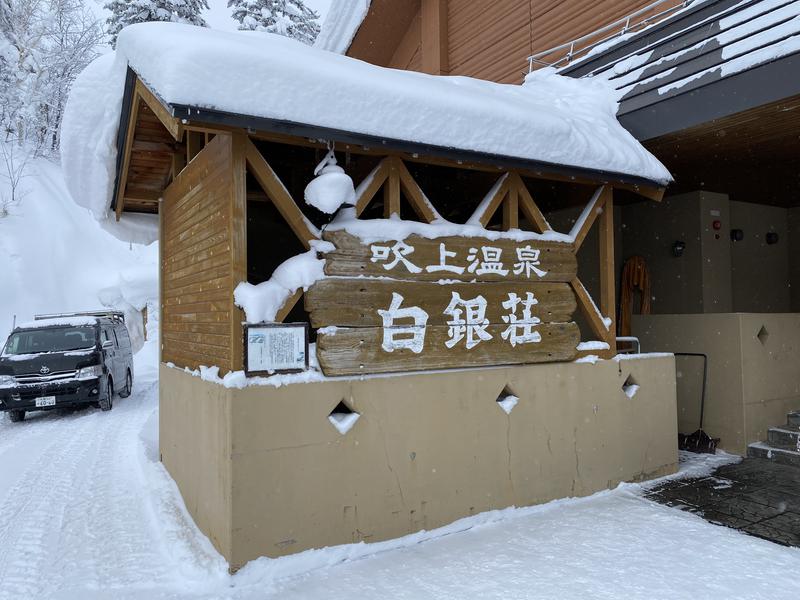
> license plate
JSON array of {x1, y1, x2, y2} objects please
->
[{"x1": 35, "y1": 396, "x2": 56, "y2": 408}]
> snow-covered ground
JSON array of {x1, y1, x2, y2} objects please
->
[{"x1": 0, "y1": 335, "x2": 799, "y2": 598}]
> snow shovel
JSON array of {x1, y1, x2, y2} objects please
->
[{"x1": 675, "y1": 352, "x2": 719, "y2": 454}]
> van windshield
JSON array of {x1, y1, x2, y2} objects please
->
[{"x1": 2, "y1": 327, "x2": 96, "y2": 356}]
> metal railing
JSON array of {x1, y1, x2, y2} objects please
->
[{"x1": 527, "y1": 0, "x2": 694, "y2": 71}]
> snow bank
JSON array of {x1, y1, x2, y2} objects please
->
[
  {"x1": 0, "y1": 153, "x2": 158, "y2": 346},
  {"x1": 314, "y1": 0, "x2": 371, "y2": 54},
  {"x1": 61, "y1": 22, "x2": 670, "y2": 225}
]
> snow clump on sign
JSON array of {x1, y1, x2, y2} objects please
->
[{"x1": 233, "y1": 239, "x2": 334, "y2": 323}]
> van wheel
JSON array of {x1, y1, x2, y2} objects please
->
[
  {"x1": 119, "y1": 369, "x2": 132, "y2": 398},
  {"x1": 8, "y1": 410, "x2": 25, "y2": 423},
  {"x1": 100, "y1": 378, "x2": 113, "y2": 412}
]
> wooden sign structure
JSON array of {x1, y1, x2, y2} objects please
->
[{"x1": 306, "y1": 230, "x2": 580, "y2": 376}]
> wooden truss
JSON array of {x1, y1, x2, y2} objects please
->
[{"x1": 210, "y1": 138, "x2": 618, "y2": 356}]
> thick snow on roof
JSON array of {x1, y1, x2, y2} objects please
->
[
  {"x1": 314, "y1": 0, "x2": 370, "y2": 54},
  {"x1": 61, "y1": 22, "x2": 670, "y2": 222}
]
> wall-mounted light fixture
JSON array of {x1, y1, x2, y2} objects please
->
[{"x1": 672, "y1": 241, "x2": 686, "y2": 257}]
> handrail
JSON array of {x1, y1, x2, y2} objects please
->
[{"x1": 527, "y1": 0, "x2": 694, "y2": 71}]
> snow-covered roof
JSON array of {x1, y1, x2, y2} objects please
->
[
  {"x1": 559, "y1": 0, "x2": 800, "y2": 139},
  {"x1": 314, "y1": 0, "x2": 370, "y2": 54},
  {"x1": 61, "y1": 22, "x2": 670, "y2": 223}
]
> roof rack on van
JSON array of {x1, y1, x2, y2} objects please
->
[{"x1": 34, "y1": 310, "x2": 126, "y2": 324}]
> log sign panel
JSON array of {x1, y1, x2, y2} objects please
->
[{"x1": 306, "y1": 230, "x2": 580, "y2": 376}]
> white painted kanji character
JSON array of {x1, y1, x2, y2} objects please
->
[
  {"x1": 377, "y1": 292, "x2": 428, "y2": 353},
  {"x1": 370, "y1": 241, "x2": 422, "y2": 273},
  {"x1": 513, "y1": 245, "x2": 548, "y2": 279},
  {"x1": 501, "y1": 292, "x2": 542, "y2": 347},
  {"x1": 443, "y1": 292, "x2": 492, "y2": 350},
  {"x1": 425, "y1": 243, "x2": 465, "y2": 274},
  {"x1": 466, "y1": 246, "x2": 509, "y2": 276}
]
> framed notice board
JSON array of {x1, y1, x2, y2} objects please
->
[{"x1": 244, "y1": 322, "x2": 309, "y2": 376}]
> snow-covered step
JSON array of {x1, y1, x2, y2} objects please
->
[
  {"x1": 747, "y1": 442, "x2": 800, "y2": 468},
  {"x1": 787, "y1": 411, "x2": 800, "y2": 429},
  {"x1": 767, "y1": 427, "x2": 800, "y2": 450}
]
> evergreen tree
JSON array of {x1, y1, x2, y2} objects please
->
[
  {"x1": 228, "y1": 0, "x2": 320, "y2": 45},
  {"x1": 104, "y1": 0, "x2": 210, "y2": 47}
]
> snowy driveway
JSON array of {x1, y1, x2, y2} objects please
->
[{"x1": 0, "y1": 342, "x2": 799, "y2": 599}]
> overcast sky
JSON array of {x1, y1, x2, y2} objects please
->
[{"x1": 204, "y1": 0, "x2": 333, "y2": 32}]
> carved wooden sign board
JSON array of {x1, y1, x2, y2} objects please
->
[{"x1": 306, "y1": 229, "x2": 580, "y2": 376}]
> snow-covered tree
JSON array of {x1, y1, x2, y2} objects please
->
[
  {"x1": 104, "y1": 0, "x2": 210, "y2": 47},
  {"x1": 0, "y1": 0, "x2": 102, "y2": 155},
  {"x1": 228, "y1": 0, "x2": 320, "y2": 45}
]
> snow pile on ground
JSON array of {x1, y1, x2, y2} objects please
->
[
  {"x1": 0, "y1": 150, "x2": 158, "y2": 347},
  {"x1": 60, "y1": 22, "x2": 670, "y2": 222}
]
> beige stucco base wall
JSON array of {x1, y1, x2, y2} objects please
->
[
  {"x1": 632, "y1": 313, "x2": 800, "y2": 455},
  {"x1": 160, "y1": 356, "x2": 678, "y2": 571}
]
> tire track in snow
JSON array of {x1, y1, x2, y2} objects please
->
[{"x1": 0, "y1": 381, "x2": 183, "y2": 599}]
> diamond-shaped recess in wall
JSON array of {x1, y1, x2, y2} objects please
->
[
  {"x1": 757, "y1": 325, "x2": 769, "y2": 345},
  {"x1": 496, "y1": 385, "x2": 519, "y2": 415},
  {"x1": 622, "y1": 374, "x2": 640, "y2": 399},
  {"x1": 328, "y1": 400, "x2": 360, "y2": 435}
]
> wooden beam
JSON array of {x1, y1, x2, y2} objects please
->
[
  {"x1": 114, "y1": 95, "x2": 140, "y2": 221},
  {"x1": 512, "y1": 173, "x2": 552, "y2": 233},
  {"x1": 394, "y1": 157, "x2": 440, "y2": 223},
  {"x1": 134, "y1": 79, "x2": 182, "y2": 142},
  {"x1": 244, "y1": 138, "x2": 319, "y2": 249},
  {"x1": 421, "y1": 0, "x2": 448, "y2": 75},
  {"x1": 570, "y1": 277, "x2": 614, "y2": 352},
  {"x1": 570, "y1": 185, "x2": 606, "y2": 251},
  {"x1": 355, "y1": 159, "x2": 390, "y2": 216},
  {"x1": 186, "y1": 131, "x2": 205, "y2": 163},
  {"x1": 467, "y1": 174, "x2": 509, "y2": 227},
  {"x1": 502, "y1": 180, "x2": 518, "y2": 230},
  {"x1": 599, "y1": 187, "x2": 617, "y2": 353},
  {"x1": 276, "y1": 289, "x2": 303, "y2": 323},
  {"x1": 219, "y1": 127, "x2": 665, "y2": 203},
  {"x1": 231, "y1": 134, "x2": 248, "y2": 371},
  {"x1": 384, "y1": 157, "x2": 401, "y2": 218}
]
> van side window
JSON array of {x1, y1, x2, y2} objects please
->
[
  {"x1": 101, "y1": 329, "x2": 110, "y2": 343},
  {"x1": 112, "y1": 330, "x2": 119, "y2": 348}
]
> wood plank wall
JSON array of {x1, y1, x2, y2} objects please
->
[
  {"x1": 358, "y1": 0, "x2": 683, "y2": 84},
  {"x1": 160, "y1": 134, "x2": 246, "y2": 373}
]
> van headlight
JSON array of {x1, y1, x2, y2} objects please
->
[
  {"x1": 0, "y1": 375, "x2": 14, "y2": 388},
  {"x1": 76, "y1": 365, "x2": 103, "y2": 380}
]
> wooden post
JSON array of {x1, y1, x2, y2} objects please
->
[
  {"x1": 599, "y1": 187, "x2": 617, "y2": 354},
  {"x1": 230, "y1": 133, "x2": 248, "y2": 372},
  {"x1": 384, "y1": 158, "x2": 401, "y2": 218},
  {"x1": 502, "y1": 183, "x2": 518, "y2": 230},
  {"x1": 421, "y1": 0, "x2": 448, "y2": 75}
]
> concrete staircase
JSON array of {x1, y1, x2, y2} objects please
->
[{"x1": 747, "y1": 411, "x2": 800, "y2": 467}]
